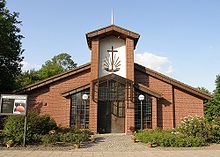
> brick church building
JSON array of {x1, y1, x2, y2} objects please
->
[{"x1": 16, "y1": 25, "x2": 211, "y2": 134}]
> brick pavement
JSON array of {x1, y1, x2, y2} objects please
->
[{"x1": 0, "y1": 150, "x2": 220, "y2": 157}]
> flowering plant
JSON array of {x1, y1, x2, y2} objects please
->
[{"x1": 177, "y1": 115, "x2": 210, "y2": 140}]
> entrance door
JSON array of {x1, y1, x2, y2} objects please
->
[
  {"x1": 98, "y1": 101, "x2": 111, "y2": 133},
  {"x1": 95, "y1": 74, "x2": 130, "y2": 134},
  {"x1": 98, "y1": 100, "x2": 125, "y2": 133},
  {"x1": 111, "y1": 100, "x2": 125, "y2": 133}
]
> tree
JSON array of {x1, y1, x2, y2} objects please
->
[
  {"x1": 16, "y1": 53, "x2": 77, "y2": 88},
  {"x1": 51, "y1": 53, "x2": 77, "y2": 70},
  {"x1": 0, "y1": 0, "x2": 24, "y2": 93},
  {"x1": 214, "y1": 75, "x2": 220, "y2": 101},
  {"x1": 37, "y1": 53, "x2": 77, "y2": 80},
  {"x1": 37, "y1": 60, "x2": 64, "y2": 80},
  {"x1": 15, "y1": 69, "x2": 40, "y2": 88},
  {"x1": 197, "y1": 87, "x2": 211, "y2": 95},
  {"x1": 204, "y1": 75, "x2": 220, "y2": 121}
]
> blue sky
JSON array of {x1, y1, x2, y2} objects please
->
[{"x1": 6, "y1": 0, "x2": 220, "y2": 92}]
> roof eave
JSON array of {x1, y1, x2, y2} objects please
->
[
  {"x1": 86, "y1": 25, "x2": 140, "y2": 50},
  {"x1": 134, "y1": 63, "x2": 212, "y2": 101},
  {"x1": 14, "y1": 63, "x2": 91, "y2": 94}
]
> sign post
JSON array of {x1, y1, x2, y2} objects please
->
[
  {"x1": 23, "y1": 114, "x2": 27, "y2": 147},
  {"x1": 0, "y1": 94, "x2": 28, "y2": 147}
]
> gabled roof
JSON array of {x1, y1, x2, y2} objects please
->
[
  {"x1": 15, "y1": 63, "x2": 91, "y2": 94},
  {"x1": 134, "y1": 63, "x2": 212, "y2": 100},
  {"x1": 86, "y1": 24, "x2": 140, "y2": 49},
  {"x1": 15, "y1": 61, "x2": 212, "y2": 101}
]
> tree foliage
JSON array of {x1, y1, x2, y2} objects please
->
[
  {"x1": 15, "y1": 69, "x2": 40, "y2": 88},
  {"x1": 203, "y1": 75, "x2": 220, "y2": 121},
  {"x1": 0, "y1": 0, "x2": 24, "y2": 93},
  {"x1": 37, "y1": 53, "x2": 76, "y2": 80},
  {"x1": 16, "y1": 53, "x2": 77, "y2": 88},
  {"x1": 3, "y1": 114, "x2": 57, "y2": 144},
  {"x1": 214, "y1": 75, "x2": 220, "y2": 101},
  {"x1": 197, "y1": 87, "x2": 211, "y2": 95}
]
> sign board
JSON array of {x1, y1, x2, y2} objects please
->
[{"x1": 0, "y1": 94, "x2": 28, "y2": 116}]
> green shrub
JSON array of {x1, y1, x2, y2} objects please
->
[
  {"x1": 208, "y1": 120, "x2": 220, "y2": 143},
  {"x1": 41, "y1": 134, "x2": 60, "y2": 145},
  {"x1": 2, "y1": 115, "x2": 24, "y2": 143},
  {"x1": 27, "y1": 114, "x2": 57, "y2": 135},
  {"x1": 173, "y1": 136, "x2": 206, "y2": 147},
  {"x1": 57, "y1": 127, "x2": 82, "y2": 134},
  {"x1": 135, "y1": 129, "x2": 207, "y2": 147},
  {"x1": 177, "y1": 116, "x2": 210, "y2": 140},
  {"x1": 0, "y1": 132, "x2": 3, "y2": 144},
  {"x1": 81, "y1": 129, "x2": 94, "y2": 136},
  {"x1": 3, "y1": 114, "x2": 57, "y2": 144},
  {"x1": 135, "y1": 116, "x2": 219, "y2": 147},
  {"x1": 0, "y1": 116, "x2": 6, "y2": 130},
  {"x1": 135, "y1": 129, "x2": 175, "y2": 146},
  {"x1": 60, "y1": 132, "x2": 86, "y2": 144},
  {"x1": 58, "y1": 128, "x2": 92, "y2": 143},
  {"x1": 41, "y1": 128, "x2": 92, "y2": 145}
]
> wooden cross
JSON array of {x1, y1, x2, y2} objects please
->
[{"x1": 107, "y1": 46, "x2": 118, "y2": 71}]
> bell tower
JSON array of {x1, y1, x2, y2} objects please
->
[{"x1": 86, "y1": 25, "x2": 140, "y2": 134}]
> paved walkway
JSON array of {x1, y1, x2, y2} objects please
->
[
  {"x1": 0, "y1": 150, "x2": 220, "y2": 157},
  {"x1": 79, "y1": 133, "x2": 147, "y2": 151},
  {"x1": 0, "y1": 134, "x2": 219, "y2": 157}
]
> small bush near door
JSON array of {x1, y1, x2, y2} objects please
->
[
  {"x1": 135, "y1": 129, "x2": 206, "y2": 147},
  {"x1": 135, "y1": 116, "x2": 220, "y2": 147}
]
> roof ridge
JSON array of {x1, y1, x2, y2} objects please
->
[
  {"x1": 86, "y1": 24, "x2": 140, "y2": 49},
  {"x1": 86, "y1": 24, "x2": 139, "y2": 37},
  {"x1": 134, "y1": 62, "x2": 212, "y2": 100},
  {"x1": 14, "y1": 62, "x2": 91, "y2": 93}
]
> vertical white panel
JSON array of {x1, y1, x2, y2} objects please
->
[{"x1": 99, "y1": 36, "x2": 126, "y2": 78}]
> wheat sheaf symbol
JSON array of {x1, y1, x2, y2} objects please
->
[{"x1": 104, "y1": 46, "x2": 121, "y2": 72}]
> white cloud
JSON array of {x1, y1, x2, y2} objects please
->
[
  {"x1": 135, "y1": 52, "x2": 174, "y2": 75},
  {"x1": 166, "y1": 65, "x2": 175, "y2": 74},
  {"x1": 21, "y1": 61, "x2": 41, "y2": 71}
]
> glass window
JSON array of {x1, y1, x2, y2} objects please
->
[
  {"x1": 70, "y1": 89, "x2": 90, "y2": 129},
  {"x1": 134, "y1": 90, "x2": 152, "y2": 130},
  {"x1": 111, "y1": 101, "x2": 125, "y2": 118},
  {"x1": 98, "y1": 79, "x2": 125, "y2": 101}
]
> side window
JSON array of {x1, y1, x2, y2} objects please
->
[{"x1": 70, "y1": 90, "x2": 90, "y2": 129}]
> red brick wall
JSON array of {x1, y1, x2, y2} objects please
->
[
  {"x1": 89, "y1": 39, "x2": 99, "y2": 133},
  {"x1": 27, "y1": 69, "x2": 91, "y2": 127},
  {"x1": 134, "y1": 70, "x2": 149, "y2": 86},
  {"x1": 126, "y1": 38, "x2": 134, "y2": 81},
  {"x1": 134, "y1": 69, "x2": 205, "y2": 129},
  {"x1": 148, "y1": 75, "x2": 174, "y2": 129},
  {"x1": 151, "y1": 97, "x2": 157, "y2": 129},
  {"x1": 174, "y1": 88, "x2": 204, "y2": 125},
  {"x1": 125, "y1": 38, "x2": 135, "y2": 134}
]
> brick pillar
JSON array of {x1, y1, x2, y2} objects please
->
[
  {"x1": 89, "y1": 39, "x2": 99, "y2": 133},
  {"x1": 152, "y1": 97, "x2": 157, "y2": 129},
  {"x1": 125, "y1": 38, "x2": 135, "y2": 134}
]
